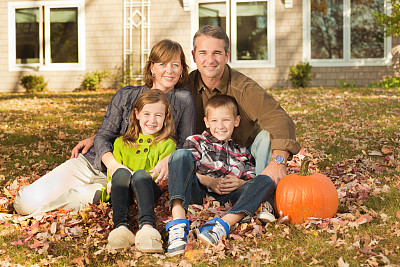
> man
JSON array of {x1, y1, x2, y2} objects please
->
[
  {"x1": 183, "y1": 25, "x2": 301, "y2": 222},
  {"x1": 188, "y1": 25, "x2": 300, "y2": 182}
]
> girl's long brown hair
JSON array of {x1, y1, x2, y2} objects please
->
[{"x1": 123, "y1": 89, "x2": 176, "y2": 147}]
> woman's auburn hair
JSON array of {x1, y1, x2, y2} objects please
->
[
  {"x1": 143, "y1": 39, "x2": 189, "y2": 89},
  {"x1": 122, "y1": 89, "x2": 176, "y2": 147}
]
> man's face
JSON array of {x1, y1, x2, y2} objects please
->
[{"x1": 192, "y1": 36, "x2": 230, "y2": 82}]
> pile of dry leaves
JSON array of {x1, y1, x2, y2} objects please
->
[{"x1": 0, "y1": 147, "x2": 398, "y2": 266}]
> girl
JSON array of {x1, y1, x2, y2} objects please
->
[{"x1": 105, "y1": 89, "x2": 176, "y2": 253}]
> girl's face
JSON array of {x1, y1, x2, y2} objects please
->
[
  {"x1": 150, "y1": 54, "x2": 183, "y2": 93},
  {"x1": 135, "y1": 101, "x2": 166, "y2": 136}
]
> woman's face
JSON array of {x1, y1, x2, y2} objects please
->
[{"x1": 150, "y1": 54, "x2": 183, "y2": 93}]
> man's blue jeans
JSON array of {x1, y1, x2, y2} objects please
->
[
  {"x1": 168, "y1": 149, "x2": 276, "y2": 218},
  {"x1": 249, "y1": 130, "x2": 272, "y2": 176},
  {"x1": 111, "y1": 168, "x2": 162, "y2": 229},
  {"x1": 249, "y1": 130, "x2": 276, "y2": 207}
]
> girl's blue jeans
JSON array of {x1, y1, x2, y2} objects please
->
[
  {"x1": 110, "y1": 168, "x2": 162, "y2": 229},
  {"x1": 167, "y1": 149, "x2": 276, "y2": 218}
]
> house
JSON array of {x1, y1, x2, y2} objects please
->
[{"x1": 1, "y1": 0, "x2": 398, "y2": 92}]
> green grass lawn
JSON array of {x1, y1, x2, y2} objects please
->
[{"x1": 0, "y1": 87, "x2": 399, "y2": 266}]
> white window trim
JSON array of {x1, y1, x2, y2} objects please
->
[
  {"x1": 182, "y1": 0, "x2": 191, "y2": 11},
  {"x1": 302, "y1": 0, "x2": 392, "y2": 67},
  {"x1": 8, "y1": 1, "x2": 86, "y2": 72},
  {"x1": 190, "y1": 0, "x2": 275, "y2": 69}
]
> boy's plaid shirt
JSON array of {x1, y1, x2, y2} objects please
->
[{"x1": 183, "y1": 131, "x2": 256, "y2": 181}]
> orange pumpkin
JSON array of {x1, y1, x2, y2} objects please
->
[{"x1": 275, "y1": 156, "x2": 338, "y2": 224}]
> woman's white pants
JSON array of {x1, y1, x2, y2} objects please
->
[{"x1": 13, "y1": 154, "x2": 107, "y2": 218}]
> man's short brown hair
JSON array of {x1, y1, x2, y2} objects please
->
[{"x1": 193, "y1": 25, "x2": 230, "y2": 55}]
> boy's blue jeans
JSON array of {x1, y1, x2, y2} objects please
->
[
  {"x1": 168, "y1": 149, "x2": 276, "y2": 218},
  {"x1": 111, "y1": 168, "x2": 162, "y2": 229}
]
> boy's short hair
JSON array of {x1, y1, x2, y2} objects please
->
[{"x1": 205, "y1": 95, "x2": 239, "y2": 118}]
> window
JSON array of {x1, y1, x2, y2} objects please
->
[
  {"x1": 303, "y1": 0, "x2": 391, "y2": 66},
  {"x1": 8, "y1": 1, "x2": 85, "y2": 71},
  {"x1": 193, "y1": 0, "x2": 275, "y2": 68}
]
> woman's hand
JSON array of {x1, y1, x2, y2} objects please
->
[
  {"x1": 152, "y1": 155, "x2": 170, "y2": 185},
  {"x1": 218, "y1": 175, "x2": 246, "y2": 194},
  {"x1": 70, "y1": 135, "x2": 95, "y2": 158}
]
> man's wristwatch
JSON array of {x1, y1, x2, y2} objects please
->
[{"x1": 271, "y1": 155, "x2": 286, "y2": 165}]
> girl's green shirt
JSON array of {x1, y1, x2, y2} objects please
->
[{"x1": 101, "y1": 133, "x2": 176, "y2": 201}]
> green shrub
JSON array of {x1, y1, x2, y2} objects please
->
[
  {"x1": 80, "y1": 70, "x2": 109, "y2": 91},
  {"x1": 337, "y1": 80, "x2": 358, "y2": 89},
  {"x1": 368, "y1": 76, "x2": 400, "y2": 89},
  {"x1": 20, "y1": 75, "x2": 48, "y2": 93},
  {"x1": 289, "y1": 62, "x2": 314, "y2": 88},
  {"x1": 373, "y1": 0, "x2": 400, "y2": 37}
]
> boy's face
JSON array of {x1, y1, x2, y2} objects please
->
[{"x1": 204, "y1": 106, "x2": 240, "y2": 142}]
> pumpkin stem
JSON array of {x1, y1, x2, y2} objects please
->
[{"x1": 299, "y1": 156, "x2": 313, "y2": 176}]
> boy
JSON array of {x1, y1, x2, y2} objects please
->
[{"x1": 166, "y1": 95, "x2": 276, "y2": 256}]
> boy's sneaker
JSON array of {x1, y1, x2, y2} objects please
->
[
  {"x1": 197, "y1": 218, "x2": 230, "y2": 246},
  {"x1": 256, "y1": 202, "x2": 276, "y2": 224},
  {"x1": 166, "y1": 219, "x2": 190, "y2": 256}
]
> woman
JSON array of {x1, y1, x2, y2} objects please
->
[{"x1": 13, "y1": 39, "x2": 195, "y2": 218}]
